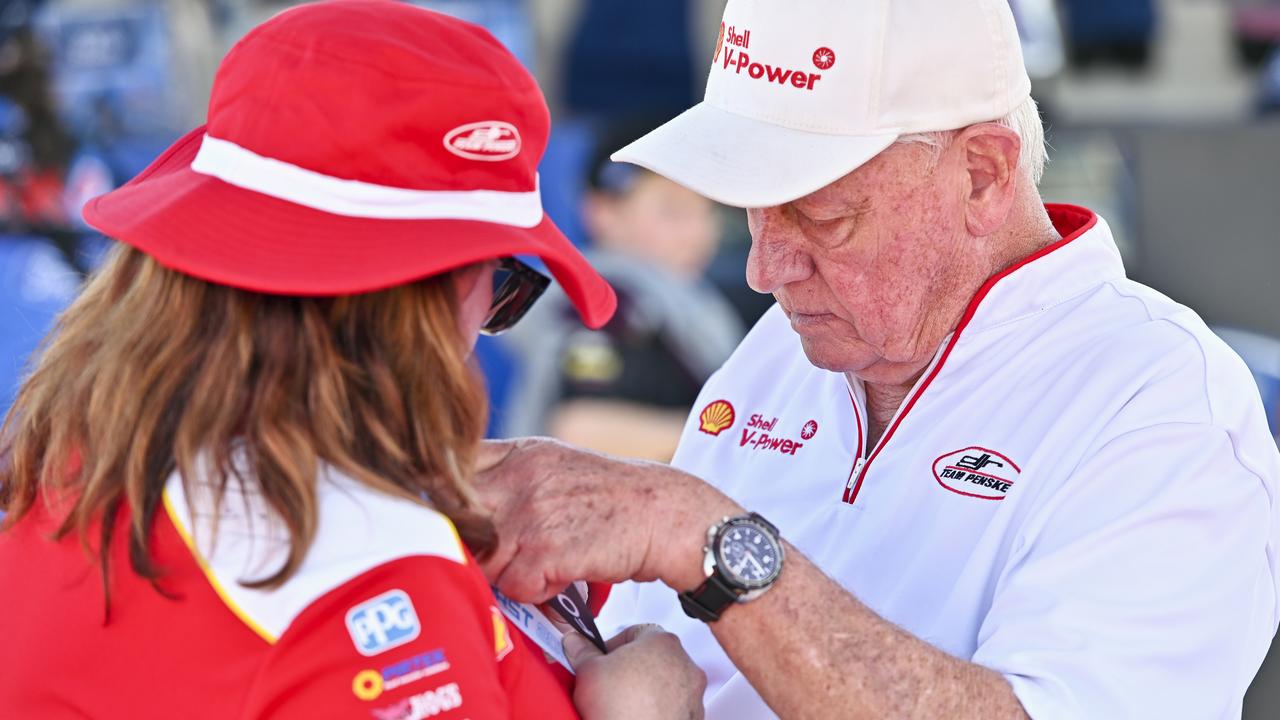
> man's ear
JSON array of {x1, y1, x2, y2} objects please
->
[{"x1": 956, "y1": 123, "x2": 1021, "y2": 237}]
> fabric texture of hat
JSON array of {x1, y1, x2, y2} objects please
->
[
  {"x1": 613, "y1": 0, "x2": 1032, "y2": 209},
  {"x1": 82, "y1": 0, "x2": 616, "y2": 329}
]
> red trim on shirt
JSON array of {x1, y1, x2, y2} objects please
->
[
  {"x1": 841, "y1": 205, "x2": 1098, "y2": 505},
  {"x1": 842, "y1": 387, "x2": 866, "y2": 503}
]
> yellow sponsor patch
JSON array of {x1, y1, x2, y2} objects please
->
[
  {"x1": 491, "y1": 606, "x2": 514, "y2": 661},
  {"x1": 353, "y1": 669, "x2": 384, "y2": 701}
]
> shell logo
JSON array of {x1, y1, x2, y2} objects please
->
[
  {"x1": 699, "y1": 399, "x2": 736, "y2": 436},
  {"x1": 713, "y1": 23, "x2": 726, "y2": 64}
]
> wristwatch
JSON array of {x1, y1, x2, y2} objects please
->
[{"x1": 679, "y1": 513, "x2": 785, "y2": 623}]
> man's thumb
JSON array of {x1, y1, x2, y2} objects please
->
[{"x1": 562, "y1": 630, "x2": 600, "y2": 671}]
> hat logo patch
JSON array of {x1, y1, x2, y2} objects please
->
[
  {"x1": 812, "y1": 47, "x2": 836, "y2": 70},
  {"x1": 713, "y1": 23, "x2": 726, "y2": 64},
  {"x1": 718, "y1": 28, "x2": 824, "y2": 92},
  {"x1": 444, "y1": 121, "x2": 522, "y2": 161}
]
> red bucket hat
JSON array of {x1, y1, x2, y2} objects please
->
[{"x1": 82, "y1": 0, "x2": 616, "y2": 328}]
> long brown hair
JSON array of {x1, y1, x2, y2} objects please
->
[{"x1": 0, "y1": 244, "x2": 496, "y2": 596}]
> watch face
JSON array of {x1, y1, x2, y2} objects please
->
[{"x1": 716, "y1": 519, "x2": 783, "y2": 589}]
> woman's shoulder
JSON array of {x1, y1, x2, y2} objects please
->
[
  {"x1": 163, "y1": 462, "x2": 481, "y2": 645},
  {"x1": 162, "y1": 462, "x2": 576, "y2": 718}
]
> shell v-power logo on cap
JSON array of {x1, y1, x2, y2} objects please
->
[{"x1": 715, "y1": 24, "x2": 831, "y2": 91}]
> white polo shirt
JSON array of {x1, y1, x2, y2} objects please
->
[{"x1": 599, "y1": 205, "x2": 1280, "y2": 719}]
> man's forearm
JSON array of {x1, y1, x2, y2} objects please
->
[{"x1": 660, "y1": 481, "x2": 1029, "y2": 719}]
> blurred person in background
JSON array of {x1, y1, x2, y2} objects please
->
[
  {"x1": 1259, "y1": 46, "x2": 1280, "y2": 113},
  {"x1": 0, "y1": 0, "x2": 77, "y2": 232},
  {"x1": 0, "y1": 2, "x2": 707, "y2": 717},
  {"x1": 0, "y1": 0, "x2": 109, "y2": 412},
  {"x1": 1232, "y1": 0, "x2": 1280, "y2": 66},
  {"x1": 474, "y1": 0, "x2": 1280, "y2": 717},
  {"x1": 499, "y1": 121, "x2": 742, "y2": 461},
  {"x1": 32, "y1": 0, "x2": 219, "y2": 180},
  {"x1": 1059, "y1": 0, "x2": 1158, "y2": 70},
  {"x1": 529, "y1": 0, "x2": 725, "y2": 119}
]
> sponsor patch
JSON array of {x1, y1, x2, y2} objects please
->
[
  {"x1": 737, "y1": 413, "x2": 807, "y2": 456},
  {"x1": 370, "y1": 682, "x2": 463, "y2": 720},
  {"x1": 699, "y1": 400, "x2": 736, "y2": 436},
  {"x1": 800, "y1": 419, "x2": 818, "y2": 440},
  {"x1": 716, "y1": 27, "x2": 824, "y2": 92},
  {"x1": 491, "y1": 606, "x2": 514, "y2": 661},
  {"x1": 346, "y1": 589, "x2": 421, "y2": 656},
  {"x1": 353, "y1": 670, "x2": 384, "y2": 701},
  {"x1": 713, "y1": 22, "x2": 725, "y2": 64},
  {"x1": 443, "y1": 121, "x2": 521, "y2": 161},
  {"x1": 932, "y1": 447, "x2": 1021, "y2": 500},
  {"x1": 812, "y1": 46, "x2": 836, "y2": 70},
  {"x1": 353, "y1": 649, "x2": 451, "y2": 701}
]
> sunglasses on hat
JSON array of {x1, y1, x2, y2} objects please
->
[{"x1": 480, "y1": 257, "x2": 550, "y2": 336}]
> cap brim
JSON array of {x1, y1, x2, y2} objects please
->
[
  {"x1": 83, "y1": 126, "x2": 616, "y2": 329},
  {"x1": 612, "y1": 103, "x2": 898, "y2": 208}
]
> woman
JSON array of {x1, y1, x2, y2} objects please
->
[{"x1": 0, "y1": 1, "x2": 705, "y2": 717}]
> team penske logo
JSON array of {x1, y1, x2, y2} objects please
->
[
  {"x1": 699, "y1": 400, "x2": 736, "y2": 436},
  {"x1": 932, "y1": 447, "x2": 1021, "y2": 500},
  {"x1": 716, "y1": 25, "x2": 825, "y2": 91},
  {"x1": 443, "y1": 121, "x2": 522, "y2": 161}
]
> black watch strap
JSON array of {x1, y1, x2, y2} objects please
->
[{"x1": 679, "y1": 571, "x2": 740, "y2": 623}]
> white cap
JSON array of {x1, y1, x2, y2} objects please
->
[{"x1": 612, "y1": 0, "x2": 1031, "y2": 208}]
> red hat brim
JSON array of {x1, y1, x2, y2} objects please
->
[{"x1": 83, "y1": 126, "x2": 617, "y2": 329}]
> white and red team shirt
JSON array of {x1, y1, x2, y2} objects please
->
[
  {"x1": 600, "y1": 205, "x2": 1280, "y2": 719},
  {"x1": 0, "y1": 462, "x2": 582, "y2": 719}
]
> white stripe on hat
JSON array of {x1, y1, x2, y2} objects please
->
[{"x1": 190, "y1": 134, "x2": 543, "y2": 227}]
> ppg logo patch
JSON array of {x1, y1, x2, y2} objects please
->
[{"x1": 345, "y1": 590, "x2": 421, "y2": 656}]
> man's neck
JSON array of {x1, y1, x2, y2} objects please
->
[
  {"x1": 855, "y1": 200, "x2": 1062, "y2": 452},
  {"x1": 862, "y1": 380, "x2": 916, "y2": 451}
]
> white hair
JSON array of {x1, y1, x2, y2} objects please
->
[{"x1": 895, "y1": 94, "x2": 1048, "y2": 184}]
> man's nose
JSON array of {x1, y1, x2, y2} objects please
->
[{"x1": 745, "y1": 206, "x2": 813, "y2": 294}]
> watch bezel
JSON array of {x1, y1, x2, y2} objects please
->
[{"x1": 711, "y1": 515, "x2": 785, "y2": 592}]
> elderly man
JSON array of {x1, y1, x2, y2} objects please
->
[{"x1": 477, "y1": 0, "x2": 1280, "y2": 717}]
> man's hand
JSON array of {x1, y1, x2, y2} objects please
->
[
  {"x1": 567, "y1": 624, "x2": 707, "y2": 720},
  {"x1": 475, "y1": 438, "x2": 1030, "y2": 719},
  {"x1": 473, "y1": 438, "x2": 740, "y2": 602}
]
